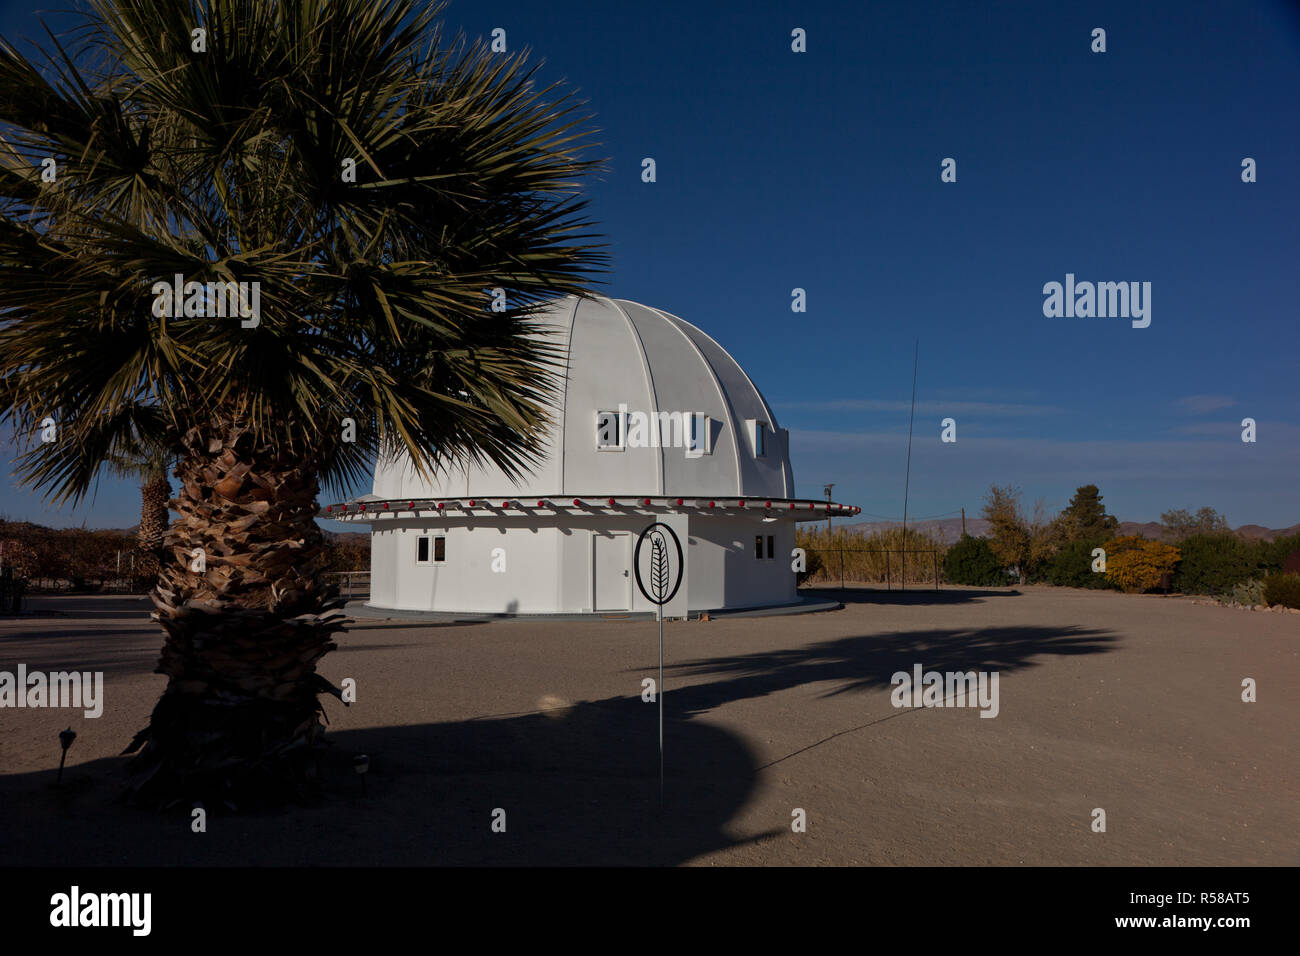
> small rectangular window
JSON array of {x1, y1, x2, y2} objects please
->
[
  {"x1": 434, "y1": 536, "x2": 446, "y2": 562},
  {"x1": 687, "y1": 413, "x2": 711, "y2": 456},
  {"x1": 755, "y1": 535, "x2": 763, "y2": 559},
  {"x1": 417, "y1": 536, "x2": 430, "y2": 563},
  {"x1": 754, "y1": 421, "x2": 766, "y2": 457},
  {"x1": 766, "y1": 535, "x2": 774, "y2": 559},
  {"x1": 596, "y1": 410, "x2": 622, "y2": 449}
]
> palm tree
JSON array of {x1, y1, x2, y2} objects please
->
[
  {"x1": 0, "y1": 0, "x2": 605, "y2": 807},
  {"x1": 107, "y1": 434, "x2": 177, "y2": 560}
]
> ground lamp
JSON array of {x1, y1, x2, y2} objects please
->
[
  {"x1": 57, "y1": 728, "x2": 76, "y2": 786},
  {"x1": 353, "y1": 754, "x2": 370, "y2": 794}
]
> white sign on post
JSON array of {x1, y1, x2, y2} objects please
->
[{"x1": 634, "y1": 521, "x2": 685, "y2": 806}]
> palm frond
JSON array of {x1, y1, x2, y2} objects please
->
[{"x1": 0, "y1": 0, "x2": 607, "y2": 504}]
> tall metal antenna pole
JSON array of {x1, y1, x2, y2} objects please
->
[{"x1": 902, "y1": 340, "x2": 919, "y2": 591}]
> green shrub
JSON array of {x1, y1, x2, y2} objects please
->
[
  {"x1": 1170, "y1": 533, "x2": 1259, "y2": 595},
  {"x1": 943, "y1": 535, "x2": 1005, "y2": 587},
  {"x1": 1219, "y1": 578, "x2": 1265, "y2": 607},
  {"x1": 1044, "y1": 539, "x2": 1116, "y2": 589},
  {"x1": 1259, "y1": 533, "x2": 1300, "y2": 575},
  {"x1": 1262, "y1": 573, "x2": 1300, "y2": 609}
]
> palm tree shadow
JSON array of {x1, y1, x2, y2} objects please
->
[
  {"x1": 317, "y1": 698, "x2": 766, "y2": 866},
  {"x1": 0, "y1": 699, "x2": 766, "y2": 868},
  {"x1": 0, "y1": 624, "x2": 1117, "y2": 867},
  {"x1": 802, "y1": 586, "x2": 1020, "y2": 606},
  {"x1": 662, "y1": 623, "x2": 1118, "y2": 718}
]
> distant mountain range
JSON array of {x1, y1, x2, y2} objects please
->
[
  {"x1": 838, "y1": 517, "x2": 1300, "y2": 544},
  {"x1": 10, "y1": 517, "x2": 1297, "y2": 548}
]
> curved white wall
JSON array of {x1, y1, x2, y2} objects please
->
[{"x1": 366, "y1": 514, "x2": 797, "y2": 615}]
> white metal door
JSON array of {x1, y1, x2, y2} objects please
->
[{"x1": 593, "y1": 532, "x2": 631, "y2": 611}]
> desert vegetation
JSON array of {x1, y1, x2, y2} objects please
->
[
  {"x1": 796, "y1": 482, "x2": 1300, "y2": 607},
  {"x1": 0, "y1": 516, "x2": 368, "y2": 591},
  {"x1": 796, "y1": 525, "x2": 948, "y2": 586}
]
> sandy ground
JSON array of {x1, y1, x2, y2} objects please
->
[{"x1": 0, "y1": 585, "x2": 1296, "y2": 866}]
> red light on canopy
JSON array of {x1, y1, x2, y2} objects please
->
[
  {"x1": 765, "y1": 500, "x2": 772, "y2": 508},
  {"x1": 325, "y1": 506, "x2": 333, "y2": 513},
  {"x1": 573, "y1": 499, "x2": 582, "y2": 507},
  {"x1": 708, "y1": 500, "x2": 716, "y2": 508},
  {"x1": 675, "y1": 498, "x2": 683, "y2": 506},
  {"x1": 608, "y1": 497, "x2": 616, "y2": 507},
  {"x1": 642, "y1": 497, "x2": 651, "y2": 506}
]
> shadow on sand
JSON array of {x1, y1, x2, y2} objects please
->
[
  {"x1": 0, "y1": 622, "x2": 1116, "y2": 866},
  {"x1": 801, "y1": 585, "x2": 1020, "y2": 607}
]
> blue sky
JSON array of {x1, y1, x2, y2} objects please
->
[{"x1": 2, "y1": 0, "x2": 1297, "y2": 531}]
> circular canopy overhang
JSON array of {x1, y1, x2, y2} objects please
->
[{"x1": 322, "y1": 495, "x2": 860, "y2": 522}]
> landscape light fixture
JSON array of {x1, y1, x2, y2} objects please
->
[{"x1": 57, "y1": 727, "x2": 76, "y2": 786}]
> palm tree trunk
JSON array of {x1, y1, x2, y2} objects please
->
[
  {"x1": 123, "y1": 417, "x2": 346, "y2": 808},
  {"x1": 136, "y1": 469, "x2": 171, "y2": 559}
]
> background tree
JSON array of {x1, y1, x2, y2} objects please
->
[
  {"x1": 1053, "y1": 484, "x2": 1119, "y2": 545},
  {"x1": 1026, "y1": 498, "x2": 1058, "y2": 580},
  {"x1": 1161, "y1": 507, "x2": 1230, "y2": 540},
  {"x1": 0, "y1": 0, "x2": 605, "y2": 807},
  {"x1": 107, "y1": 435, "x2": 176, "y2": 560},
  {"x1": 942, "y1": 534, "x2": 1004, "y2": 587},
  {"x1": 982, "y1": 485, "x2": 1033, "y2": 584},
  {"x1": 0, "y1": 538, "x2": 38, "y2": 579},
  {"x1": 1103, "y1": 535, "x2": 1181, "y2": 593}
]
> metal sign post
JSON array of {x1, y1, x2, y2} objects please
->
[{"x1": 634, "y1": 522, "x2": 683, "y2": 807}]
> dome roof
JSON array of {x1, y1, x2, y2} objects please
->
[{"x1": 373, "y1": 295, "x2": 795, "y2": 501}]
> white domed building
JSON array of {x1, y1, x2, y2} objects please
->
[{"x1": 325, "y1": 295, "x2": 858, "y2": 617}]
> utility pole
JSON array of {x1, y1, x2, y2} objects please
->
[
  {"x1": 961, "y1": 507, "x2": 966, "y2": 537},
  {"x1": 901, "y1": 340, "x2": 919, "y2": 591},
  {"x1": 824, "y1": 483, "x2": 835, "y2": 535}
]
